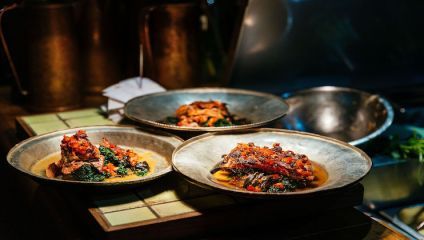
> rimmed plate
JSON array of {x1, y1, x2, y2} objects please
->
[
  {"x1": 124, "y1": 88, "x2": 289, "y2": 132},
  {"x1": 7, "y1": 126, "x2": 183, "y2": 188},
  {"x1": 172, "y1": 128, "x2": 372, "y2": 198}
]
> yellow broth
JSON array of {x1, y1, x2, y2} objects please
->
[
  {"x1": 31, "y1": 148, "x2": 157, "y2": 182},
  {"x1": 211, "y1": 161, "x2": 328, "y2": 192}
]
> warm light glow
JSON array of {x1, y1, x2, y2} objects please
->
[
  {"x1": 248, "y1": 42, "x2": 266, "y2": 54},
  {"x1": 244, "y1": 16, "x2": 254, "y2": 27}
]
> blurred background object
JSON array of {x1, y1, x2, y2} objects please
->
[
  {"x1": 1, "y1": 0, "x2": 82, "y2": 112},
  {"x1": 133, "y1": 0, "x2": 247, "y2": 89},
  {"x1": 277, "y1": 86, "x2": 394, "y2": 146},
  {"x1": 140, "y1": 1, "x2": 202, "y2": 89},
  {"x1": 230, "y1": 0, "x2": 424, "y2": 106},
  {"x1": 0, "y1": 0, "x2": 423, "y2": 108},
  {"x1": 0, "y1": 0, "x2": 248, "y2": 111},
  {"x1": 78, "y1": 0, "x2": 126, "y2": 94}
]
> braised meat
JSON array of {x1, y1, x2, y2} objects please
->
[
  {"x1": 58, "y1": 130, "x2": 104, "y2": 174},
  {"x1": 175, "y1": 100, "x2": 232, "y2": 127},
  {"x1": 46, "y1": 130, "x2": 150, "y2": 181},
  {"x1": 162, "y1": 100, "x2": 249, "y2": 127},
  {"x1": 211, "y1": 143, "x2": 316, "y2": 192}
]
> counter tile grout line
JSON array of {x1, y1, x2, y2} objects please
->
[
  {"x1": 98, "y1": 205, "x2": 147, "y2": 215},
  {"x1": 135, "y1": 190, "x2": 161, "y2": 218},
  {"x1": 56, "y1": 113, "x2": 71, "y2": 128}
]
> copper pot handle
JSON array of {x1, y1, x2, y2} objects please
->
[
  {"x1": 0, "y1": 3, "x2": 27, "y2": 96},
  {"x1": 141, "y1": 6, "x2": 157, "y2": 80}
]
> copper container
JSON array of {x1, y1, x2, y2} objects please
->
[
  {"x1": 140, "y1": 3, "x2": 201, "y2": 89},
  {"x1": 79, "y1": 0, "x2": 124, "y2": 94},
  {"x1": 0, "y1": 2, "x2": 81, "y2": 112}
]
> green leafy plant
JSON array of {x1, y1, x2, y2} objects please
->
[
  {"x1": 384, "y1": 131, "x2": 424, "y2": 186},
  {"x1": 386, "y1": 132, "x2": 424, "y2": 163}
]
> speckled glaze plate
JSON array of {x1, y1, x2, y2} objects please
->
[
  {"x1": 7, "y1": 126, "x2": 183, "y2": 188},
  {"x1": 124, "y1": 88, "x2": 289, "y2": 132},
  {"x1": 172, "y1": 128, "x2": 372, "y2": 198}
]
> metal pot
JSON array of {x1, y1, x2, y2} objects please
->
[
  {"x1": 141, "y1": 2, "x2": 201, "y2": 89},
  {"x1": 78, "y1": 0, "x2": 125, "y2": 94},
  {"x1": 0, "y1": 1, "x2": 82, "y2": 112}
]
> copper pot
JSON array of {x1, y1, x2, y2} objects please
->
[
  {"x1": 0, "y1": 2, "x2": 82, "y2": 112},
  {"x1": 136, "y1": 0, "x2": 248, "y2": 89},
  {"x1": 140, "y1": 2, "x2": 201, "y2": 89},
  {"x1": 79, "y1": 0, "x2": 125, "y2": 94}
]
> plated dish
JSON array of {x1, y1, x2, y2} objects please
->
[
  {"x1": 172, "y1": 129, "x2": 372, "y2": 198},
  {"x1": 162, "y1": 100, "x2": 249, "y2": 127},
  {"x1": 7, "y1": 126, "x2": 183, "y2": 188},
  {"x1": 211, "y1": 143, "x2": 326, "y2": 193},
  {"x1": 34, "y1": 130, "x2": 153, "y2": 182},
  {"x1": 124, "y1": 88, "x2": 289, "y2": 132}
]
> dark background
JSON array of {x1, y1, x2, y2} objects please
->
[
  {"x1": 229, "y1": 0, "x2": 424, "y2": 106},
  {"x1": 1, "y1": 0, "x2": 423, "y2": 106}
]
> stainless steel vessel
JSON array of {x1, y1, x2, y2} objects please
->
[{"x1": 278, "y1": 86, "x2": 394, "y2": 146}]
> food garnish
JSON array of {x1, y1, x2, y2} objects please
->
[
  {"x1": 46, "y1": 130, "x2": 150, "y2": 181},
  {"x1": 368, "y1": 130, "x2": 424, "y2": 162},
  {"x1": 211, "y1": 143, "x2": 319, "y2": 192},
  {"x1": 380, "y1": 131, "x2": 424, "y2": 185},
  {"x1": 384, "y1": 131, "x2": 424, "y2": 163},
  {"x1": 163, "y1": 100, "x2": 249, "y2": 127}
]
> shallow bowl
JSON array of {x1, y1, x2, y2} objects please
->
[
  {"x1": 7, "y1": 126, "x2": 183, "y2": 188},
  {"x1": 172, "y1": 128, "x2": 372, "y2": 198},
  {"x1": 124, "y1": 88, "x2": 289, "y2": 132}
]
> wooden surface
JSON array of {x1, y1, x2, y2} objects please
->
[{"x1": 0, "y1": 86, "x2": 409, "y2": 239}]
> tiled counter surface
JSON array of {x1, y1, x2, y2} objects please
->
[{"x1": 17, "y1": 108, "x2": 114, "y2": 135}]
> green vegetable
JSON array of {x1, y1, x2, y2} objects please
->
[
  {"x1": 213, "y1": 118, "x2": 232, "y2": 127},
  {"x1": 265, "y1": 178, "x2": 307, "y2": 193},
  {"x1": 399, "y1": 132, "x2": 424, "y2": 162},
  {"x1": 116, "y1": 164, "x2": 128, "y2": 176},
  {"x1": 102, "y1": 171, "x2": 111, "y2": 178},
  {"x1": 386, "y1": 131, "x2": 424, "y2": 163},
  {"x1": 164, "y1": 117, "x2": 179, "y2": 125},
  {"x1": 381, "y1": 131, "x2": 424, "y2": 186},
  {"x1": 134, "y1": 161, "x2": 150, "y2": 176},
  {"x1": 135, "y1": 168, "x2": 148, "y2": 176},
  {"x1": 267, "y1": 186, "x2": 281, "y2": 193},
  {"x1": 281, "y1": 179, "x2": 297, "y2": 191},
  {"x1": 72, "y1": 164, "x2": 105, "y2": 182},
  {"x1": 99, "y1": 146, "x2": 121, "y2": 165}
]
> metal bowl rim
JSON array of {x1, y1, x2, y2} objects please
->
[
  {"x1": 7, "y1": 125, "x2": 184, "y2": 186},
  {"x1": 281, "y1": 86, "x2": 394, "y2": 146},
  {"x1": 172, "y1": 128, "x2": 372, "y2": 197},
  {"x1": 124, "y1": 87, "x2": 289, "y2": 132},
  {"x1": 282, "y1": 86, "x2": 381, "y2": 96}
]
